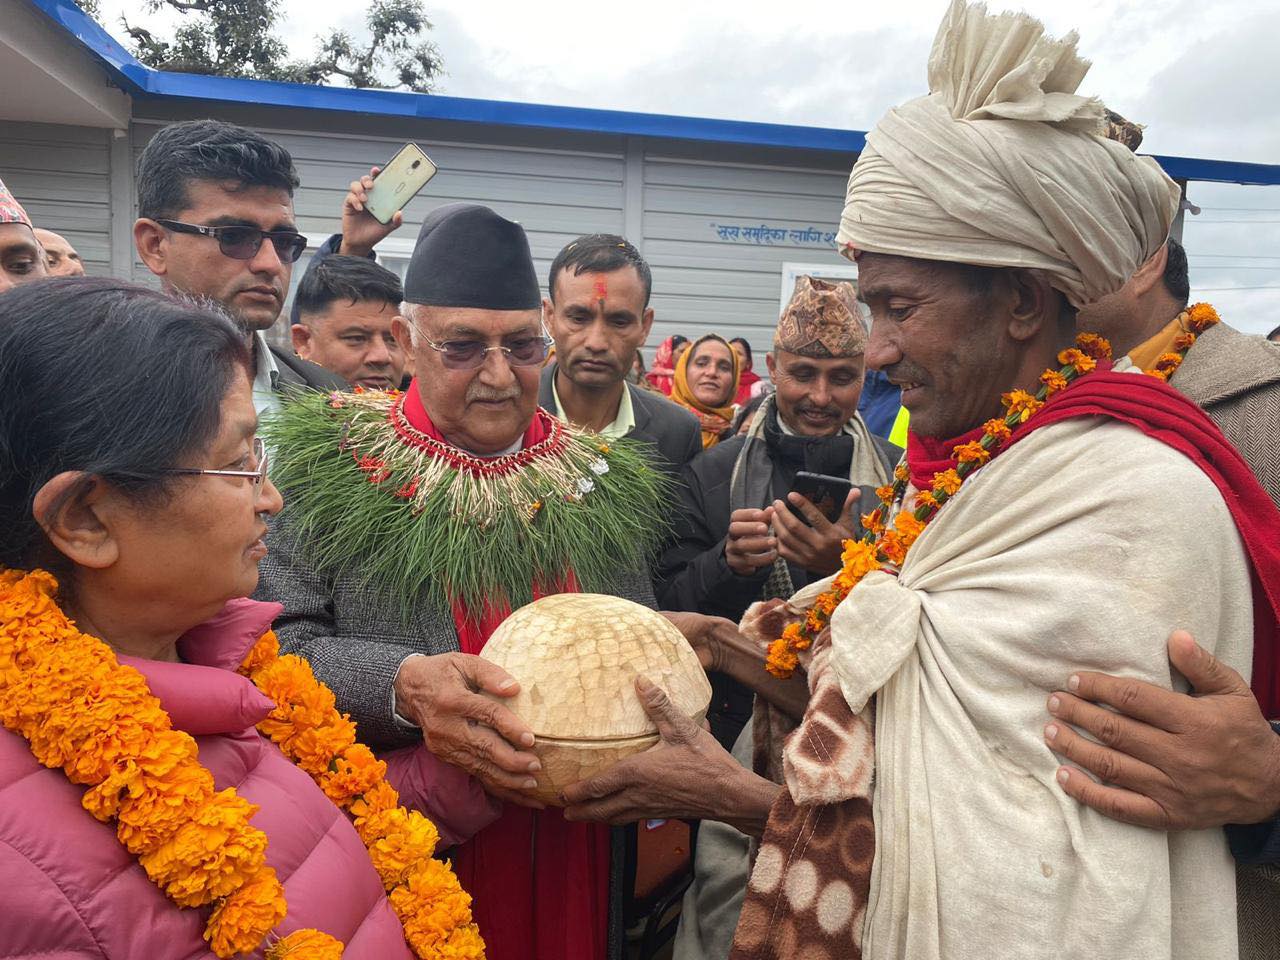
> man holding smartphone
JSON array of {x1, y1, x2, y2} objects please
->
[{"x1": 657, "y1": 277, "x2": 900, "y2": 747}]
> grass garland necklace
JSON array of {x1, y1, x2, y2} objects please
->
[
  {"x1": 764, "y1": 304, "x2": 1222, "y2": 678},
  {"x1": 0, "y1": 569, "x2": 484, "y2": 959}
]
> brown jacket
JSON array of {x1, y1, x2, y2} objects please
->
[{"x1": 1170, "y1": 321, "x2": 1280, "y2": 507}]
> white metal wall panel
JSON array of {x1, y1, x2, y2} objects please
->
[
  {"x1": 642, "y1": 153, "x2": 851, "y2": 360},
  {"x1": 0, "y1": 120, "x2": 114, "y2": 276}
]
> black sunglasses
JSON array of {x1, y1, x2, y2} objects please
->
[{"x1": 156, "y1": 219, "x2": 309, "y2": 264}]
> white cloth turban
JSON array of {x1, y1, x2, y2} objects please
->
[{"x1": 837, "y1": 0, "x2": 1181, "y2": 307}]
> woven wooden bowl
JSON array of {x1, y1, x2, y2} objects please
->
[{"x1": 480, "y1": 593, "x2": 712, "y2": 805}]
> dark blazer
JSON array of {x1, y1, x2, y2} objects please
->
[
  {"x1": 268, "y1": 342, "x2": 347, "y2": 393},
  {"x1": 539, "y1": 362, "x2": 702, "y2": 478}
]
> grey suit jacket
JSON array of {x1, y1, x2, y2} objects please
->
[{"x1": 539, "y1": 362, "x2": 702, "y2": 478}]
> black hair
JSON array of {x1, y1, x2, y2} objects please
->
[
  {"x1": 136, "y1": 119, "x2": 300, "y2": 221},
  {"x1": 548, "y1": 234, "x2": 653, "y2": 307},
  {"x1": 730, "y1": 393, "x2": 767, "y2": 434},
  {"x1": 1162, "y1": 237, "x2": 1190, "y2": 308},
  {"x1": 0, "y1": 277, "x2": 252, "y2": 570},
  {"x1": 294, "y1": 255, "x2": 403, "y2": 322},
  {"x1": 672, "y1": 335, "x2": 689, "y2": 350},
  {"x1": 1268, "y1": 324, "x2": 1280, "y2": 342},
  {"x1": 729, "y1": 337, "x2": 753, "y2": 364}
]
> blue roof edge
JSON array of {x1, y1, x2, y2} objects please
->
[{"x1": 28, "y1": 0, "x2": 1280, "y2": 184}]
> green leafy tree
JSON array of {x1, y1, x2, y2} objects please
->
[{"x1": 121, "y1": 0, "x2": 443, "y2": 93}]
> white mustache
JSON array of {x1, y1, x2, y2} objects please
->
[{"x1": 467, "y1": 386, "x2": 520, "y2": 403}]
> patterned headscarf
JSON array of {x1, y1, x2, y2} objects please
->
[
  {"x1": 774, "y1": 277, "x2": 866, "y2": 358},
  {"x1": 0, "y1": 178, "x2": 32, "y2": 228}
]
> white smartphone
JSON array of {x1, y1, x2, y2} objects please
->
[{"x1": 364, "y1": 143, "x2": 438, "y2": 225}]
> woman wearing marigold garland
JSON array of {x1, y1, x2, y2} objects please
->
[{"x1": 0, "y1": 278, "x2": 495, "y2": 958}]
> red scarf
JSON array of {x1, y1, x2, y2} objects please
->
[
  {"x1": 402, "y1": 383, "x2": 610, "y2": 960},
  {"x1": 907, "y1": 369, "x2": 1280, "y2": 717}
]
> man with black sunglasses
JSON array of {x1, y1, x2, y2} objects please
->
[{"x1": 133, "y1": 119, "x2": 342, "y2": 414}]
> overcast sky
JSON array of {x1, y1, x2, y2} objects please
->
[{"x1": 98, "y1": 0, "x2": 1280, "y2": 334}]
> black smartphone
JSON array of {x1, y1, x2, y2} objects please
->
[{"x1": 787, "y1": 471, "x2": 853, "y2": 525}]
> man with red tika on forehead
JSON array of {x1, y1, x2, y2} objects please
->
[
  {"x1": 717, "y1": 2, "x2": 1280, "y2": 959},
  {"x1": 258, "y1": 203, "x2": 669, "y2": 960}
]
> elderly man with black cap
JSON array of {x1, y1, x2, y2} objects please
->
[{"x1": 258, "y1": 203, "x2": 669, "y2": 960}]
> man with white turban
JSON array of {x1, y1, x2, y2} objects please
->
[{"x1": 716, "y1": 3, "x2": 1280, "y2": 959}]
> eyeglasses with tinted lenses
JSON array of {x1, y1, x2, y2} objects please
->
[
  {"x1": 421, "y1": 335, "x2": 553, "y2": 370},
  {"x1": 163, "y1": 437, "x2": 270, "y2": 491},
  {"x1": 155, "y1": 220, "x2": 309, "y2": 264}
]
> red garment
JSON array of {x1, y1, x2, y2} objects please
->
[
  {"x1": 645, "y1": 336, "x2": 679, "y2": 396},
  {"x1": 906, "y1": 369, "x2": 1280, "y2": 718},
  {"x1": 401, "y1": 381, "x2": 611, "y2": 960},
  {"x1": 734, "y1": 368, "x2": 762, "y2": 405}
]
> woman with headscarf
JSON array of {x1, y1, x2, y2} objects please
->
[
  {"x1": 671, "y1": 333, "x2": 740, "y2": 448},
  {"x1": 644, "y1": 334, "x2": 687, "y2": 396},
  {"x1": 730, "y1": 338, "x2": 764, "y2": 405}
]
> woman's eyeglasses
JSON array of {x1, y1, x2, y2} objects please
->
[
  {"x1": 163, "y1": 437, "x2": 270, "y2": 492},
  {"x1": 155, "y1": 220, "x2": 309, "y2": 264},
  {"x1": 420, "y1": 335, "x2": 553, "y2": 371}
]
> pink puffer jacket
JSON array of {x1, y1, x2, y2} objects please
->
[{"x1": 0, "y1": 598, "x2": 500, "y2": 958}]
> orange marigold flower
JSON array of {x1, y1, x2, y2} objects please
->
[
  {"x1": 1001, "y1": 391, "x2": 1044, "y2": 424},
  {"x1": 952, "y1": 441, "x2": 990, "y2": 465},
  {"x1": 365, "y1": 808, "x2": 441, "y2": 890},
  {"x1": 931, "y1": 469, "x2": 963, "y2": 497},
  {"x1": 1147, "y1": 368, "x2": 1169, "y2": 382},
  {"x1": 841, "y1": 539, "x2": 882, "y2": 580},
  {"x1": 765, "y1": 638, "x2": 799, "y2": 678},
  {"x1": 239, "y1": 630, "x2": 280, "y2": 675},
  {"x1": 878, "y1": 530, "x2": 906, "y2": 566},
  {"x1": 1056, "y1": 348, "x2": 1097, "y2": 374},
  {"x1": 265, "y1": 929, "x2": 346, "y2": 960},
  {"x1": 982, "y1": 418, "x2": 1012, "y2": 444},
  {"x1": 861, "y1": 509, "x2": 885, "y2": 535},
  {"x1": 875, "y1": 484, "x2": 895, "y2": 505},
  {"x1": 1172, "y1": 332, "x2": 1196, "y2": 351},
  {"x1": 893, "y1": 463, "x2": 909, "y2": 483},
  {"x1": 893, "y1": 511, "x2": 927, "y2": 550},
  {"x1": 914, "y1": 490, "x2": 939, "y2": 511},
  {"x1": 206, "y1": 866, "x2": 287, "y2": 958},
  {"x1": 1153, "y1": 352, "x2": 1183, "y2": 374},
  {"x1": 1186, "y1": 302, "x2": 1220, "y2": 333},
  {"x1": 1039, "y1": 370, "x2": 1069, "y2": 395},
  {"x1": 814, "y1": 592, "x2": 838, "y2": 616},
  {"x1": 1075, "y1": 332, "x2": 1113, "y2": 360},
  {"x1": 320, "y1": 743, "x2": 388, "y2": 807}
]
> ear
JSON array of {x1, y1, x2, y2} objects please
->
[
  {"x1": 1005, "y1": 270, "x2": 1059, "y2": 343},
  {"x1": 765, "y1": 352, "x2": 778, "y2": 379},
  {"x1": 640, "y1": 306, "x2": 655, "y2": 340},
  {"x1": 1127, "y1": 243, "x2": 1169, "y2": 298},
  {"x1": 291, "y1": 323, "x2": 313, "y2": 359},
  {"x1": 391, "y1": 314, "x2": 414, "y2": 356},
  {"x1": 133, "y1": 218, "x2": 169, "y2": 278},
  {"x1": 32, "y1": 473, "x2": 120, "y2": 571}
]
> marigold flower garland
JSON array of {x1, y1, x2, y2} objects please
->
[
  {"x1": 764, "y1": 304, "x2": 1223, "y2": 678},
  {"x1": 0, "y1": 568, "x2": 484, "y2": 959},
  {"x1": 764, "y1": 331, "x2": 1114, "y2": 679}
]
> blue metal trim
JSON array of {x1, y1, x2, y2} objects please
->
[{"x1": 26, "y1": 0, "x2": 1280, "y2": 183}]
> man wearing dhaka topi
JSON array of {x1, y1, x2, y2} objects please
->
[
  {"x1": 561, "y1": 3, "x2": 1280, "y2": 959},
  {"x1": 257, "y1": 202, "x2": 668, "y2": 960}
]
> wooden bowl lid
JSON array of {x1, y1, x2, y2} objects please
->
[{"x1": 480, "y1": 594, "x2": 712, "y2": 741}]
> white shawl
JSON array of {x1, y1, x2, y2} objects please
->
[{"x1": 828, "y1": 417, "x2": 1252, "y2": 959}]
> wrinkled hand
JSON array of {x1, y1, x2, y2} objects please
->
[
  {"x1": 770, "y1": 489, "x2": 860, "y2": 576},
  {"x1": 339, "y1": 166, "x2": 403, "y2": 257},
  {"x1": 661, "y1": 610, "x2": 738, "y2": 672},
  {"x1": 394, "y1": 652, "x2": 544, "y2": 806},
  {"x1": 1046, "y1": 629, "x2": 1280, "y2": 829},
  {"x1": 725, "y1": 506, "x2": 778, "y2": 576},
  {"x1": 562, "y1": 676, "x2": 770, "y2": 826}
]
